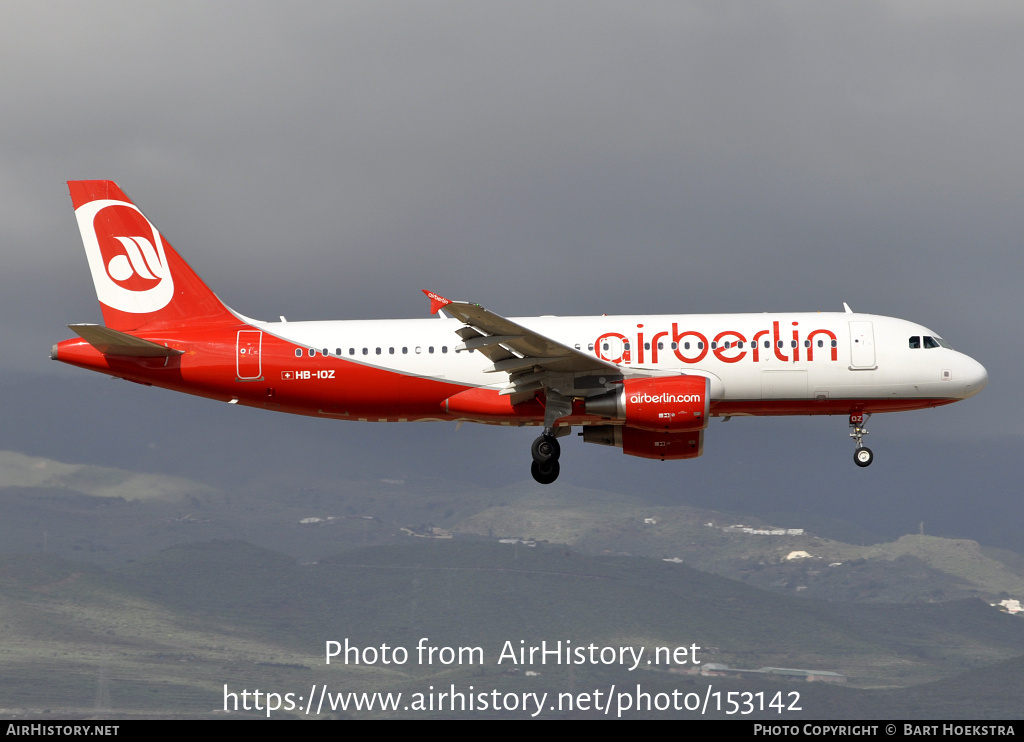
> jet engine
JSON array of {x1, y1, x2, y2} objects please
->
[
  {"x1": 584, "y1": 376, "x2": 710, "y2": 432},
  {"x1": 582, "y1": 425, "x2": 704, "y2": 460}
]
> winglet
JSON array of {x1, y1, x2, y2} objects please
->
[{"x1": 422, "y1": 290, "x2": 452, "y2": 315}]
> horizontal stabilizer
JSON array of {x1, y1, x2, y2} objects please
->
[{"x1": 68, "y1": 324, "x2": 183, "y2": 357}]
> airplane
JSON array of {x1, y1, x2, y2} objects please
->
[{"x1": 52, "y1": 180, "x2": 988, "y2": 484}]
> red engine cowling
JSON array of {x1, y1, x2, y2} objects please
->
[
  {"x1": 582, "y1": 425, "x2": 704, "y2": 460},
  {"x1": 585, "y1": 376, "x2": 710, "y2": 432}
]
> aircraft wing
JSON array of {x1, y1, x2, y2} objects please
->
[{"x1": 423, "y1": 291, "x2": 621, "y2": 390}]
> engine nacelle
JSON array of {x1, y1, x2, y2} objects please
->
[
  {"x1": 585, "y1": 376, "x2": 710, "y2": 432},
  {"x1": 582, "y1": 425, "x2": 704, "y2": 460}
]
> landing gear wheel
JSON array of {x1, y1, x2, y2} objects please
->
[
  {"x1": 531, "y1": 460, "x2": 560, "y2": 485},
  {"x1": 848, "y1": 413, "x2": 873, "y2": 468},
  {"x1": 531, "y1": 435, "x2": 561, "y2": 464}
]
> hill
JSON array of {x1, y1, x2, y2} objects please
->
[{"x1": 1, "y1": 540, "x2": 1023, "y2": 717}]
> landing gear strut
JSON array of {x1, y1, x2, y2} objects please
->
[
  {"x1": 530, "y1": 429, "x2": 561, "y2": 484},
  {"x1": 849, "y1": 412, "x2": 873, "y2": 467},
  {"x1": 531, "y1": 393, "x2": 571, "y2": 485}
]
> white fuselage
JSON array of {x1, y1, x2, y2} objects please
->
[{"x1": 253, "y1": 311, "x2": 987, "y2": 414}]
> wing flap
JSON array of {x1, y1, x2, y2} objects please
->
[{"x1": 453, "y1": 326, "x2": 517, "y2": 364}]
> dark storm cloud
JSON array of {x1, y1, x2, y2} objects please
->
[{"x1": 2, "y1": 1, "x2": 1019, "y2": 445}]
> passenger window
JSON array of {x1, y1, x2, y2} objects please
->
[
  {"x1": 603, "y1": 343, "x2": 609, "y2": 351},
  {"x1": 442, "y1": 346, "x2": 448, "y2": 353},
  {"x1": 322, "y1": 348, "x2": 328, "y2": 356},
  {"x1": 711, "y1": 342, "x2": 717, "y2": 349},
  {"x1": 335, "y1": 348, "x2": 341, "y2": 356},
  {"x1": 697, "y1": 342, "x2": 704, "y2": 350},
  {"x1": 349, "y1": 348, "x2": 355, "y2": 355},
  {"x1": 429, "y1": 346, "x2": 435, "y2": 354},
  {"x1": 817, "y1": 340, "x2": 823, "y2": 348},
  {"x1": 658, "y1": 342, "x2": 664, "y2": 350},
  {"x1": 644, "y1": 342, "x2": 650, "y2": 350},
  {"x1": 294, "y1": 349, "x2": 302, "y2": 357},
  {"x1": 415, "y1": 346, "x2": 422, "y2": 354},
  {"x1": 588, "y1": 343, "x2": 594, "y2": 351},
  {"x1": 684, "y1": 342, "x2": 690, "y2": 350},
  {"x1": 671, "y1": 342, "x2": 678, "y2": 350},
  {"x1": 308, "y1": 348, "x2": 315, "y2": 357},
  {"x1": 362, "y1": 348, "x2": 368, "y2": 355},
  {"x1": 402, "y1": 347, "x2": 408, "y2": 354},
  {"x1": 804, "y1": 340, "x2": 810, "y2": 348},
  {"x1": 831, "y1": 340, "x2": 837, "y2": 348},
  {"x1": 375, "y1": 348, "x2": 381, "y2": 355},
  {"x1": 764, "y1": 340, "x2": 770, "y2": 348},
  {"x1": 909, "y1": 336, "x2": 921, "y2": 349}
]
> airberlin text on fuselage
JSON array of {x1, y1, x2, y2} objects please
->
[{"x1": 596, "y1": 320, "x2": 839, "y2": 365}]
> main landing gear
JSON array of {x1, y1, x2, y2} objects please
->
[
  {"x1": 849, "y1": 412, "x2": 873, "y2": 467},
  {"x1": 530, "y1": 430, "x2": 561, "y2": 484}
]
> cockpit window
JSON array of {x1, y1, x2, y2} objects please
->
[{"x1": 910, "y1": 335, "x2": 952, "y2": 350}]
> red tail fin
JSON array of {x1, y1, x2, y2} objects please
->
[{"x1": 68, "y1": 181, "x2": 238, "y2": 331}]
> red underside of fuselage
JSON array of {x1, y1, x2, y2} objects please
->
[{"x1": 53, "y1": 329, "x2": 957, "y2": 425}]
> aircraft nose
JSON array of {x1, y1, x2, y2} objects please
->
[{"x1": 963, "y1": 357, "x2": 988, "y2": 398}]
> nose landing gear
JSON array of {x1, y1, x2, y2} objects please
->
[
  {"x1": 849, "y1": 413, "x2": 873, "y2": 467},
  {"x1": 530, "y1": 430, "x2": 561, "y2": 484}
]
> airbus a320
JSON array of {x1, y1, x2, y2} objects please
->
[{"x1": 52, "y1": 181, "x2": 988, "y2": 484}]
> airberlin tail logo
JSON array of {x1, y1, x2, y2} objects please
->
[
  {"x1": 108, "y1": 236, "x2": 163, "y2": 282},
  {"x1": 75, "y1": 199, "x2": 174, "y2": 314}
]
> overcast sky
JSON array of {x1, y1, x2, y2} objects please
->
[{"x1": 2, "y1": 2, "x2": 1021, "y2": 544}]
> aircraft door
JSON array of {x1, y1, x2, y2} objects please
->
[
  {"x1": 236, "y1": 330, "x2": 263, "y2": 380},
  {"x1": 848, "y1": 321, "x2": 876, "y2": 369}
]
